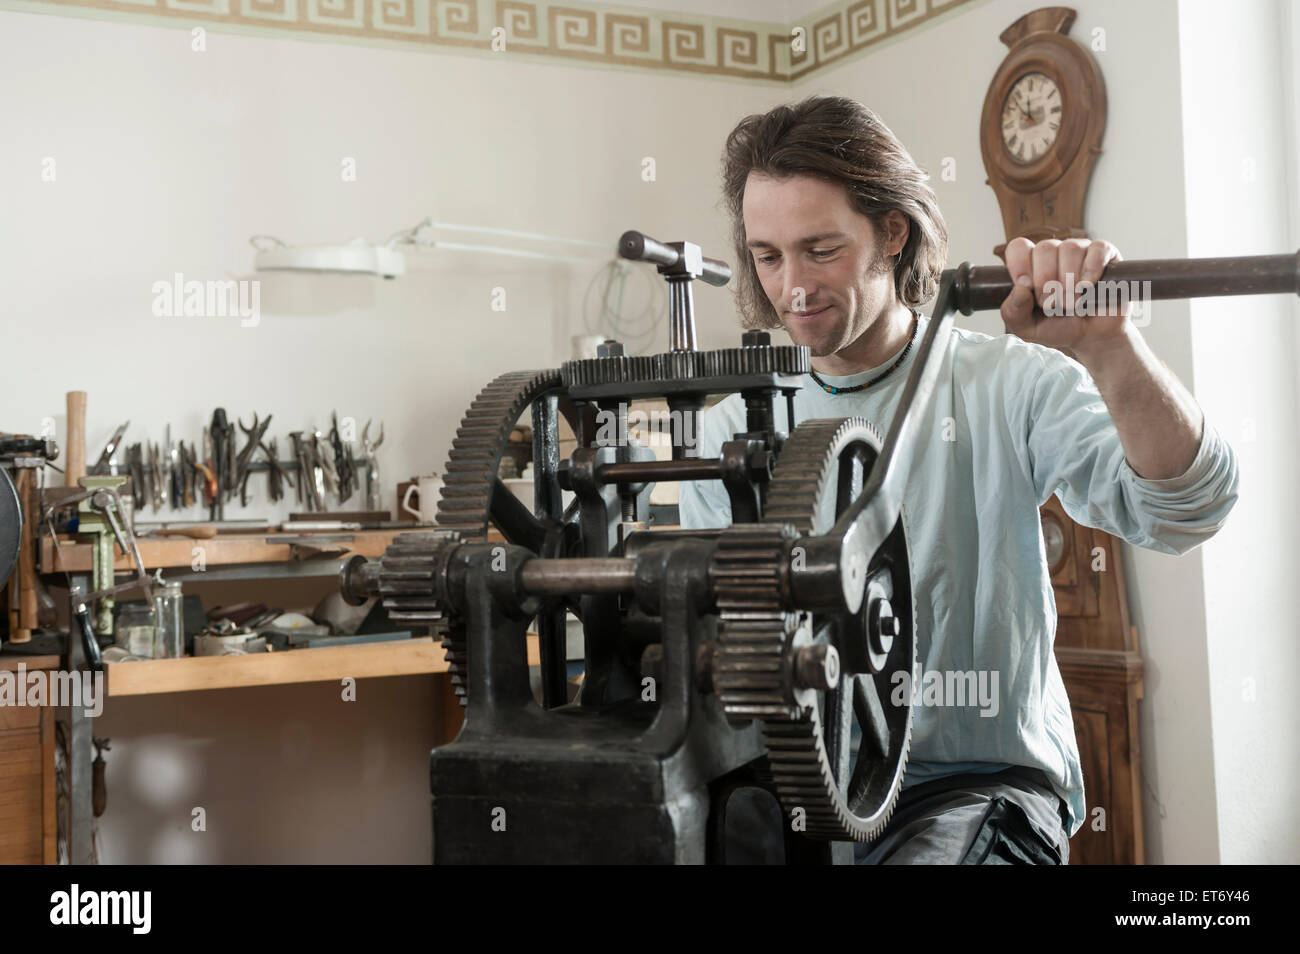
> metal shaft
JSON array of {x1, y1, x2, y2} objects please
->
[
  {"x1": 669, "y1": 280, "x2": 698, "y2": 352},
  {"x1": 519, "y1": 558, "x2": 636, "y2": 595},
  {"x1": 597, "y1": 458, "x2": 723, "y2": 483}
]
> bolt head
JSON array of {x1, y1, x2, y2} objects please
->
[
  {"x1": 795, "y1": 643, "x2": 841, "y2": 691},
  {"x1": 868, "y1": 597, "x2": 900, "y2": 659},
  {"x1": 742, "y1": 329, "x2": 771, "y2": 347},
  {"x1": 597, "y1": 339, "x2": 625, "y2": 358}
]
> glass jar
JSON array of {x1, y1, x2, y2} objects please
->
[
  {"x1": 116, "y1": 603, "x2": 157, "y2": 659},
  {"x1": 153, "y1": 575, "x2": 185, "y2": 659}
]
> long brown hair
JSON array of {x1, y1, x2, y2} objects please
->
[{"x1": 721, "y1": 95, "x2": 949, "y2": 328}]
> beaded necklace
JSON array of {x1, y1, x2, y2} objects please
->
[{"x1": 808, "y1": 311, "x2": 919, "y2": 395}]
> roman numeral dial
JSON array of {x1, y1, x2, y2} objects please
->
[{"x1": 1001, "y1": 71, "x2": 1062, "y2": 163}]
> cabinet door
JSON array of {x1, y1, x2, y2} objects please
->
[{"x1": 0, "y1": 702, "x2": 50, "y2": 864}]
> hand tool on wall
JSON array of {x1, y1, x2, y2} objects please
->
[
  {"x1": 148, "y1": 442, "x2": 164, "y2": 512},
  {"x1": 126, "y1": 443, "x2": 145, "y2": 510},
  {"x1": 225, "y1": 420, "x2": 238, "y2": 504},
  {"x1": 329, "y1": 412, "x2": 355, "y2": 504},
  {"x1": 287, "y1": 432, "x2": 305, "y2": 507},
  {"x1": 235, "y1": 414, "x2": 272, "y2": 507},
  {"x1": 168, "y1": 425, "x2": 181, "y2": 511},
  {"x1": 209, "y1": 410, "x2": 231, "y2": 519},
  {"x1": 288, "y1": 432, "x2": 304, "y2": 509},
  {"x1": 361, "y1": 419, "x2": 384, "y2": 512},
  {"x1": 259, "y1": 437, "x2": 292, "y2": 503},
  {"x1": 311, "y1": 427, "x2": 337, "y2": 502},
  {"x1": 191, "y1": 443, "x2": 200, "y2": 505},
  {"x1": 89, "y1": 421, "x2": 129, "y2": 476},
  {"x1": 193, "y1": 454, "x2": 216, "y2": 506},
  {"x1": 288, "y1": 431, "x2": 323, "y2": 511}
]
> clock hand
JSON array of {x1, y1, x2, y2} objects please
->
[{"x1": 1014, "y1": 93, "x2": 1034, "y2": 125}]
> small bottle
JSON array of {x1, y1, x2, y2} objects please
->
[
  {"x1": 152, "y1": 570, "x2": 185, "y2": 659},
  {"x1": 116, "y1": 603, "x2": 156, "y2": 659}
]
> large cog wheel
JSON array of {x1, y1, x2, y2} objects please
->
[
  {"x1": 431, "y1": 369, "x2": 569, "y2": 705},
  {"x1": 714, "y1": 417, "x2": 917, "y2": 842}
]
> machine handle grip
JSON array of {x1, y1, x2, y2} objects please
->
[
  {"x1": 619, "y1": 230, "x2": 732, "y2": 287},
  {"x1": 954, "y1": 250, "x2": 1300, "y2": 314}
]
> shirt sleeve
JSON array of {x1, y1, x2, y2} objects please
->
[
  {"x1": 1014, "y1": 347, "x2": 1240, "y2": 556},
  {"x1": 677, "y1": 404, "x2": 735, "y2": 530}
]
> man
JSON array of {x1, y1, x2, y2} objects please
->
[{"x1": 678, "y1": 95, "x2": 1239, "y2": 864}]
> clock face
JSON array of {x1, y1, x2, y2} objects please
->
[{"x1": 1001, "y1": 71, "x2": 1062, "y2": 163}]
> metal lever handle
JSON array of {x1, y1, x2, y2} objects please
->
[
  {"x1": 954, "y1": 250, "x2": 1300, "y2": 314},
  {"x1": 618, "y1": 231, "x2": 732, "y2": 287},
  {"x1": 619, "y1": 230, "x2": 733, "y2": 353}
]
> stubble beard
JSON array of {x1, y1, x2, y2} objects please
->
[{"x1": 778, "y1": 247, "x2": 895, "y2": 358}]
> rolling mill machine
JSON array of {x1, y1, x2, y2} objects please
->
[{"x1": 340, "y1": 231, "x2": 1299, "y2": 864}]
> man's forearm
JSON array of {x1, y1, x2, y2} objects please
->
[{"x1": 1073, "y1": 324, "x2": 1204, "y2": 480}]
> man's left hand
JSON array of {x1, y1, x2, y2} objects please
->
[{"x1": 1001, "y1": 236, "x2": 1133, "y2": 364}]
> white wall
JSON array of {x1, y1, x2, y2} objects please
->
[{"x1": 1177, "y1": 0, "x2": 1300, "y2": 865}]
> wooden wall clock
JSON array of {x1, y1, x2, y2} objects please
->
[{"x1": 979, "y1": 6, "x2": 1107, "y2": 259}]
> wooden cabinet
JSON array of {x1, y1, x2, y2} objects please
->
[
  {"x1": 0, "y1": 656, "x2": 58, "y2": 864},
  {"x1": 1042, "y1": 497, "x2": 1145, "y2": 864}
]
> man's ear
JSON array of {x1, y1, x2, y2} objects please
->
[{"x1": 884, "y1": 210, "x2": 909, "y2": 256}]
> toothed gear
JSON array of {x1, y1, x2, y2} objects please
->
[
  {"x1": 713, "y1": 417, "x2": 915, "y2": 842},
  {"x1": 704, "y1": 344, "x2": 809, "y2": 377},
  {"x1": 376, "y1": 530, "x2": 463, "y2": 625},
  {"x1": 561, "y1": 344, "x2": 807, "y2": 388},
  {"x1": 762, "y1": 417, "x2": 882, "y2": 528},
  {"x1": 430, "y1": 369, "x2": 563, "y2": 705},
  {"x1": 710, "y1": 524, "x2": 802, "y2": 720}
]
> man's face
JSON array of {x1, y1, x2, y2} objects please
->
[{"x1": 742, "y1": 172, "x2": 897, "y2": 357}]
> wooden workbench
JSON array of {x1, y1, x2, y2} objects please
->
[
  {"x1": 39, "y1": 528, "x2": 404, "y2": 573},
  {"x1": 37, "y1": 527, "x2": 540, "y2": 696},
  {"x1": 103, "y1": 634, "x2": 539, "y2": 696}
]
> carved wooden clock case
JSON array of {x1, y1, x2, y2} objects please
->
[
  {"x1": 980, "y1": 7, "x2": 1145, "y2": 865},
  {"x1": 980, "y1": 6, "x2": 1106, "y2": 258}
]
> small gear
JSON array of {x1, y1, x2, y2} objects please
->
[{"x1": 375, "y1": 530, "x2": 463, "y2": 627}]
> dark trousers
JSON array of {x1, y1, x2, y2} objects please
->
[{"x1": 855, "y1": 766, "x2": 1071, "y2": 865}]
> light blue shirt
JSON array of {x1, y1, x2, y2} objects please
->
[{"x1": 678, "y1": 312, "x2": 1240, "y2": 836}]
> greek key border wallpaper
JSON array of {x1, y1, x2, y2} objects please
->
[{"x1": 7, "y1": 0, "x2": 977, "y2": 82}]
